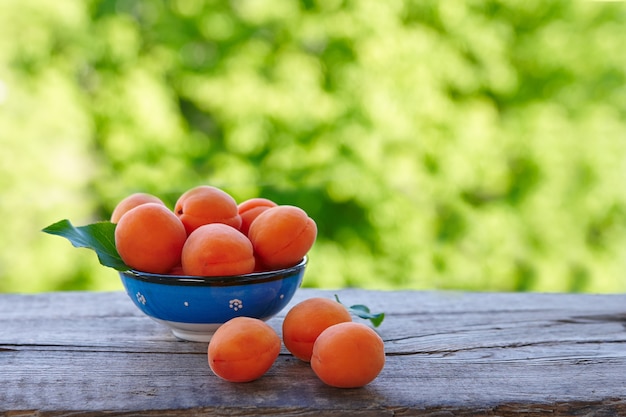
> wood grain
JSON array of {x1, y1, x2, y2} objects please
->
[{"x1": 1, "y1": 289, "x2": 626, "y2": 416}]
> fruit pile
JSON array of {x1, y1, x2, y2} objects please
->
[
  {"x1": 209, "y1": 297, "x2": 385, "y2": 388},
  {"x1": 43, "y1": 185, "x2": 386, "y2": 388},
  {"x1": 111, "y1": 185, "x2": 317, "y2": 276}
]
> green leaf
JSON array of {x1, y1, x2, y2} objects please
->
[
  {"x1": 42, "y1": 219, "x2": 129, "y2": 271},
  {"x1": 335, "y1": 295, "x2": 385, "y2": 328}
]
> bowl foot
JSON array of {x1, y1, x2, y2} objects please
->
[
  {"x1": 171, "y1": 328, "x2": 215, "y2": 342},
  {"x1": 150, "y1": 318, "x2": 221, "y2": 342}
]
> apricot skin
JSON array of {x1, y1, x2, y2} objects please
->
[
  {"x1": 174, "y1": 185, "x2": 242, "y2": 235},
  {"x1": 181, "y1": 223, "x2": 255, "y2": 276},
  {"x1": 238, "y1": 198, "x2": 277, "y2": 236},
  {"x1": 114, "y1": 203, "x2": 187, "y2": 274},
  {"x1": 311, "y1": 322, "x2": 385, "y2": 388},
  {"x1": 248, "y1": 205, "x2": 317, "y2": 269},
  {"x1": 282, "y1": 297, "x2": 352, "y2": 362},
  {"x1": 208, "y1": 317, "x2": 281, "y2": 383},
  {"x1": 110, "y1": 193, "x2": 165, "y2": 223}
]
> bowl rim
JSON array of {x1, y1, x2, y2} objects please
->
[{"x1": 119, "y1": 256, "x2": 307, "y2": 286}]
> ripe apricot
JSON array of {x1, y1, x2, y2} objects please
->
[
  {"x1": 181, "y1": 223, "x2": 255, "y2": 276},
  {"x1": 114, "y1": 203, "x2": 187, "y2": 274},
  {"x1": 208, "y1": 317, "x2": 281, "y2": 383},
  {"x1": 248, "y1": 205, "x2": 317, "y2": 269},
  {"x1": 282, "y1": 297, "x2": 352, "y2": 362},
  {"x1": 174, "y1": 185, "x2": 242, "y2": 235},
  {"x1": 311, "y1": 322, "x2": 385, "y2": 388},
  {"x1": 168, "y1": 264, "x2": 185, "y2": 275},
  {"x1": 110, "y1": 192, "x2": 165, "y2": 223},
  {"x1": 237, "y1": 197, "x2": 277, "y2": 236}
]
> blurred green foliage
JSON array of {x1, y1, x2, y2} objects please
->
[{"x1": 1, "y1": 0, "x2": 625, "y2": 293}]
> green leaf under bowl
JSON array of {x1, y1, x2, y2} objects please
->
[
  {"x1": 42, "y1": 219, "x2": 129, "y2": 271},
  {"x1": 335, "y1": 294, "x2": 385, "y2": 328}
]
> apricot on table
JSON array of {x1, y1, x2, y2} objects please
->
[
  {"x1": 248, "y1": 205, "x2": 317, "y2": 269},
  {"x1": 237, "y1": 197, "x2": 277, "y2": 236},
  {"x1": 208, "y1": 317, "x2": 281, "y2": 382},
  {"x1": 174, "y1": 185, "x2": 242, "y2": 235},
  {"x1": 282, "y1": 297, "x2": 352, "y2": 362},
  {"x1": 114, "y1": 203, "x2": 187, "y2": 274},
  {"x1": 181, "y1": 223, "x2": 255, "y2": 276},
  {"x1": 110, "y1": 192, "x2": 165, "y2": 223},
  {"x1": 311, "y1": 322, "x2": 385, "y2": 388}
]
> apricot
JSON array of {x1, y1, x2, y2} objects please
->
[
  {"x1": 282, "y1": 297, "x2": 352, "y2": 362},
  {"x1": 114, "y1": 203, "x2": 187, "y2": 274},
  {"x1": 248, "y1": 205, "x2": 317, "y2": 269},
  {"x1": 311, "y1": 322, "x2": 385, "y2": 388},
  {"x1": 237, "y1": 197, "x2": 277, "y2": 236},
  {"x1": 110, "y1": 192, "x2": 165, "y2": 223},
  {"x1": 208, "y1": 317, "x2": 281, "y2": 382},
  {"x1": 168, "y1": 264, "x2": 185, "y2": 275},
  {"x1": 181, "y1": 223, "x2": 255, "y2": 276},
  {"x1": 174, "y1": 185, "x2": 242, "y2": 235}
]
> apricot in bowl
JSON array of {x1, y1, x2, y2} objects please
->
[{"x1": 118, "y1": 257, "x2": 307, "y2": 342}]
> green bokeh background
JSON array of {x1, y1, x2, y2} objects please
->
[{"x1": 1, "y1": 0, "x2": 625, "y2": 293}]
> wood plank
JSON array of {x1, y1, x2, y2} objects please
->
[{"x1": 1, "y1": 290, "x2": 626, "y2": 416}]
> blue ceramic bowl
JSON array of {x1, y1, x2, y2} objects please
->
[{"x1": 119, "y1": 257, "x2": 307, "y2": 342}]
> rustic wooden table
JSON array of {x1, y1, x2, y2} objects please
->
[{"x1": 1, "y1": 289, "x2": 625, "y2": 416}]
